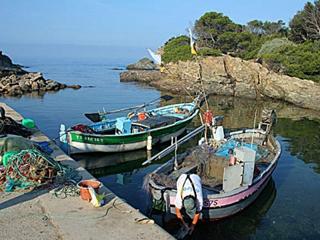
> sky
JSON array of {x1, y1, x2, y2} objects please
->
[{"x1": 0, "y1": 0, "x2": 310, "y2": 60}]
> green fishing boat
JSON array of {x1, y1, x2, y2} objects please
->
[{"x1": 61, "y1": 96, "x2": 202, "y2": 154}]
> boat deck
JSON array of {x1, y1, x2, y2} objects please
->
[{"x1": 150, "y1": 135, "x2": 275, "y2": 191}]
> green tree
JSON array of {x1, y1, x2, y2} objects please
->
[
  {"x1": 263, "y1": 20, "x2": 287, "y2": 35},
  {"x1": 216, "y1": 32, "x2": 255, "y2": 55},
  {"x1": 194, "y1": 12, "x2": 241, "y2": 48},
  {"x1": 246, "y1": 20, "x2": 287, "y2": 36},
  {"x1": 289, "y1": 10, "x2": 308, "y2": 42},
  {"x1": 303, "y1": 1, "x2": 320, "y2": 40},
  {"x1": 246, "y1": 20, "x2": 264, "y2": 35},
  {"x1": 290, "y1": 1, "x2": 320, "y2": 42}
]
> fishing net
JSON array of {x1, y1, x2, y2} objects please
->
[
  {"x1": 0, "y1": 149, "x2": 79, "y2": 192},
  {"x1": 185, "y1": 146, "x2": 229, "y2": 187},
  {"x1": 71, "y1": 124, "x2": 94, "y2": 133},
  {"x1": 0, "y1": 135, "x2": 35, "y2": 156},
  {"x1": 148, "y1": 173, "x2": 177, "y2": 189},
  {"x1": 0, "y1": 117, "x2": 32, "y2": 138}
]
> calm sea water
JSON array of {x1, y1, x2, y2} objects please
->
[{"x1": 1, "y1": 57, "x2": 320, "y2": 239}]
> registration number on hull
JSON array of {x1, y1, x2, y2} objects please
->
[{"x1": 203, "y1": 199, "x2": 218, "y2": 208}]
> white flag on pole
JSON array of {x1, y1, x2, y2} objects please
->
[{"x1": 147, "y1": 48, "x2": 161, "y2": 65}]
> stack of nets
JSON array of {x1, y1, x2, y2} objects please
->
[
  {"x1": 0, "y1": 149, "x2": 75, "y2": 192},
  {"x1": 0, "y1": 116, "x2": 32, "y2": 138},
  {"x1": 0, "y1": 107, "x2": 32, "y2": 138},
  {"x1": 147, "y1": 173, "x2": 177, "y2": 189}
]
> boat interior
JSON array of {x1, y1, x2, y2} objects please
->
[
  {"x1": 150, "y1": 130, "x2": 278, "y2": 193},
  {"x1": 72, "y1": 103, "x2": 196, "y2": 135}
]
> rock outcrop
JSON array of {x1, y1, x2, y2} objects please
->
[
  {"x1": 120, "y1": 70, "x2": 162, "y2": 83},
  {"x1": 0, "y1": 51, "x2": 22, "y2": 70},
  {"x1": 0, "y1": 51, "x2": 81, "y2": 97},
  {"x1": 120, "y1": 55, "x2": 320, "y2": 111},
  {"x1": 127, "y1": 58, "x2": 159, "y2": 70}
]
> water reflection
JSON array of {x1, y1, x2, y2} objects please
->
[
  {"x1": 164, "y1": 95, "x2": 320, "y2": 127},
  {"x1": 75, "y1": 149, "x2": 148, "y2": 173},
  {"x1": 1, "y1": 90, "x2": 72, "y2": 100},
  {"x1": 275, "y1": 118, "x2": 320, "y2": 174}
]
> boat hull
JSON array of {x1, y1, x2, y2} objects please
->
[{"x1": 165, "y1": 163, "x2": 277, "y2": 220}]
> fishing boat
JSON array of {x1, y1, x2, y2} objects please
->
[
  {"x1": 61, "y1": 95, "x2": 203, "y2": 154},
  {"x1": 146, "y1": 110, "x2": 281, "y2": 220}
]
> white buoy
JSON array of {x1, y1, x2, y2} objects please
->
[
  {"x1": 59, "y1": 124, "x2": 67, "y2": 143},
  {"x1": 147, "y1": 135, "x2": 152, "y2": 151},
  {"x1": 198, "y1": 137, "x2": 205, "y2": 146},
  {"x1": 214, "y1": 126, "x2": 224, "y2": 141}
]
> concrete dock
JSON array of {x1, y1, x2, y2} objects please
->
[{"x1": 0, "y1": 103, "x2": 174, "y2": 240}]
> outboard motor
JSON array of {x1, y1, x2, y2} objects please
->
[
  {"x1": 212, "y1": 116, "x2": 225, "y2": 141},
  {"x1": 259, "y1": 109, "x2": 277, "y2": 134}
]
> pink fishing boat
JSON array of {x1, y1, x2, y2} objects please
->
[{"x1": 147, "y1": 110, "x2": 281, "y2": 220}]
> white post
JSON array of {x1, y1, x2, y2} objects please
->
[
  {"x1": 174, "y1": 137, "x2": 178, "y2": 170},
  {"x1": 147, "y1": 135, "x2": 152, "y2": 151}
]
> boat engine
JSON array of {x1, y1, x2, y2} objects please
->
[{"x1": 259, "y1": 109, "x2": 277, "y2": 134}]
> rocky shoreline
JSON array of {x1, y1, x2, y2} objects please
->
[
  {"x1": 120, "y1": 55, "x2": 320, "y2": 111},
  {"x1": 0, "y1": 51, "x2": 81, "y2": 97}
]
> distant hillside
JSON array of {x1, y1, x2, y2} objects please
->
[{"x1": 0, "y1": 51, "x2": 22, "y2": 71}]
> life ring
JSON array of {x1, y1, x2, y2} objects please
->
[{"x1": 138, "y1": 112, "x2": 147, "y2": 121}]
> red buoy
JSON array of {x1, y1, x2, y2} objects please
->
[{"x1": 203, "y1": 110, "x2": 213, "y2": 125}]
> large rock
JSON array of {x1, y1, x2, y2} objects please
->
[
  {"x1": 127, "y1": 58, "x2": 158, "y2": 70},
  {"x1": 120, "y1": 70, "x2": 161, "y2": 83},
  {"x1": 26, "y1": 72, "x2": 43, "y2": 82},
  {"x1": 6, "y1": 84, "x2": 23, "y2": 96},
  {"x1": 18, "y1": 80, "x2": 31, "y2": 92},
  {"x1": 120, "y1": 55, "x2": 320, "y2": 111},
  {"x1": 67, "y1": 84, "x2": 81, "y2": 89},
  {"x1": 45, "y1": 81, "x2": 60, "y2": 91},
  {"x1": 31, "y1": 81, "x2": 39, "y2": 91}
]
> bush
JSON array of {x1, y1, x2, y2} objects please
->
[
  {"x1": 258, "y1": 38, "x2": 295, "y2": 56},
  {"x1": 162, "y1": 36, "x2": 193, "y2": 63},
  {"x1": 260, "y1": 41, "x2": 320, "y2": 81}
]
